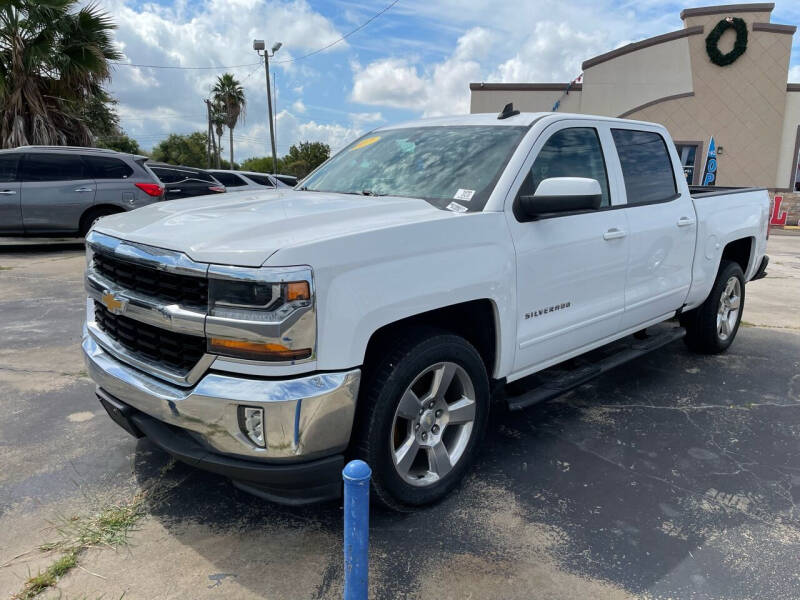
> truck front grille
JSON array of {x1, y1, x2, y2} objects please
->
[
  {"x1": 93, "y1": 301, "x2": 205, "y2": 374},
  {"x1": 93, "y1": 252, "x2": 208, "y2": 307}
]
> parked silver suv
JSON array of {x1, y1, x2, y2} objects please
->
[{"x1": 0, "y1": 146, "x2": 164, "y2": 237}]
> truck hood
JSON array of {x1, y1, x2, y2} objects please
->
[{"x1": 94, "y1": 189, "x2": 452, "y2": 267}]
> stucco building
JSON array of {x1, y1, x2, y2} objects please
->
[{"x1": 470, "y1": 3, "x2": 800, "y2": 226}]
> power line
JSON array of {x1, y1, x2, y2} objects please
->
[
  {"x1": 273, "y1": 0, "x2": 401, "y2": 64},
  {"x1": 110, "y1": 0, "x2": 400, "y2": 71},
  {"x1": 112, "y1": 60, "x2": 261, "y2": 71}
]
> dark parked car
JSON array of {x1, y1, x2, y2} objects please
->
[
  {"x1": 0, "y1": 146, "x2": 164, "y2": 237},
  {"x1": 208, "y1": 169, "x2": 292, "y2": 191},
  {"x1": 146, "y1": 163, "x2": 226, "y2": 200},
  {"x1": 274, "y1": 174, "x2": 298, "y2": 187}
]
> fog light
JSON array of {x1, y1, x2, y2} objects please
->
[{"x1": 239, "y1": 406, "x2": 265, "y2": 447}]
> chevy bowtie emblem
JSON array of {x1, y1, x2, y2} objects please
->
[{"x1": 101, "y1": 291, "x2": 127, "y2": 315}]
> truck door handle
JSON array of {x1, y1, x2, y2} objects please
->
[
  {"x1": 677, "y1": 216, "x2": 696, "y2": 227},
  {"x1": 603, "y1": 228, "x2": 627, "y2": 240},
  {"x1": 74, "y1": 187, "x2": 93, "y2": 193},
  {"x1": 0, "y1": 189, "x2": 16, "y2": 195}
]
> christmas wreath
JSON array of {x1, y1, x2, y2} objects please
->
[{"x1": 705, "y1": 17, "x2": 748, "y2": 66}]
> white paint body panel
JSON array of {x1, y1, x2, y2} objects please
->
[{"x1": 94, "y1": 112, "x2": 769, "y2": 381}]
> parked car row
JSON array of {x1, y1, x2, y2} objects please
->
[{"x1": 0, "y1": 145, "x2": 298, "y2": 237}]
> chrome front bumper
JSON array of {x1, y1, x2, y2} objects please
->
[{"x1": 82, "y1": 333, "x2": 360, "y2": 462}]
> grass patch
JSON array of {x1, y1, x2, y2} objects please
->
[
  {"x1": 14, "y1": 550, "x2": 78, "y2": 600},
  {"x1": 14, "y1": 460, "x2": 177, "y2": 599},
  {"x1": 740, "y1": 320, "x2": 757, "y2": 327},
  {"x1": 0, "y1": 265, "x2": 13, "y2": 271}
]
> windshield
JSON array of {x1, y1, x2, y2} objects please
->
[{"x1": 300, "y1": 125, "x2": 528, "y2": 212}]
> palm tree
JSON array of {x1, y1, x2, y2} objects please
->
[
  {"x1": 0, "y1": 0, "x2": 121, "y2": 148},
  {"x1": 212, "y1": 73, "x2": 245, "y2": 168}
]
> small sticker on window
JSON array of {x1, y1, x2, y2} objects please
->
[
  {"x1": 446, "y1": 202, "x2": 468, "y2": 213},
  {"x1": 453, "y1": 188, "x2": 475, "y2": 201}
]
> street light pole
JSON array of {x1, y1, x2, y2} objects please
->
[{"x1": 254, "y1": 39, "x2": 282, "y2": 176}]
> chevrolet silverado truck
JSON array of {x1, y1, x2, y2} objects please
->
[{"x1": 83, "y1": 108, "x2": 770, "y2": 509}]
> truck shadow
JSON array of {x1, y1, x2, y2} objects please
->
[{"x1": 132, "y1": 328, "x2": 800, "y2": 599}]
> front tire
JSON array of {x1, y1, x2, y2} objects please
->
[
  {"x1": 355, "y1": 329, "x2": 490, "y2": 510},
  {"x1": 681, "y1": 260, "x2": 745, "y2": 354}
]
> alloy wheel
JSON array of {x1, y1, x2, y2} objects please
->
[
  {"x1": 716, "y1": 276, "x2": 741, "y2": 341},
  {"x1": 389, "y1": 362, "x2": 477, "y2": 487}
]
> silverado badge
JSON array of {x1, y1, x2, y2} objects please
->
[{"x1": 101, "y1": 291, "x2": 127, "y2": 315}]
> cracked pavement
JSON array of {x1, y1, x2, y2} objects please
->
[{"x1": 0, "y1": 235, "x2": 798, "y2": 599}]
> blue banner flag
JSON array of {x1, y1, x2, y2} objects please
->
[{"x1": 702, "y1": 137, "x2": 717, "y2": 186}]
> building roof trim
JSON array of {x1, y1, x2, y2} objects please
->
[
  {"x1": 752, "y1": 22, "x2": 797, "y2": 34},
  {"x1": 469, "y1": 82, "x2": 582, "y2": 92},
  {"x1": 582, "y1": 26, "x2": 703, "y2": 71},
  {"x1": 680, "y1": 3, "x2": 774, "y2": 20},
  {"x1": 618, "y1": 92, "x2": 695, "y2": 119},
  {"x1": 788, "y1": 84, "x2": 800, "y2": 92}
]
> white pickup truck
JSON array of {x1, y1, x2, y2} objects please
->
[{"x1": 83, "y1": 108, "x2": 770, "y2": 509}]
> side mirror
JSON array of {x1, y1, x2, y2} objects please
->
[{"x1": 516, "y1": 177, "x2": 603, "y2": 221}]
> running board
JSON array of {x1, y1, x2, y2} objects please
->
[{"x1": 506, "y1": 326, "x2": 686, "y2": 411}]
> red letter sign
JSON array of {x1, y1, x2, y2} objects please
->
[{"x1": 771, "y1": 195, "x2": 787, "y2": 226}]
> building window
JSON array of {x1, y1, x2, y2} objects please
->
[{"x1": 674, "y1": 143, "x2": 701, "y2": 186}]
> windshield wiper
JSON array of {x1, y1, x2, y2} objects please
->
[{"x1": 360, "y1": 190, "x2": 385, "y2": 196}]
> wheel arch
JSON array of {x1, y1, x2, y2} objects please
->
[
  {"x1": 362, "y1": 299, "x2": 501, "y2": 380},
  {"x1": 78, "y1": 203, "x2": 125, "y2": 232},
  {"x1": 720, "y1": 236, "x2": 754, "y2": 277}
]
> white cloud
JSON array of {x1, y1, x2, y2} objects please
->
[
  {"x1": 351, "y1": 58, "x2": 428, "y2": 109},
  {"x1": 292, "y1": 100, "x2": 307, "y2": 113},
  {"x1": 350, "y1": 27, "x2": 491, "y2": 117},
  {"x1": 274, "y1": 110, "x2": 363, "y2": 152},
  {"x1": 491, "y1": 22, "x2": 606, "y2": 82},
  {"x1": 790, "y1": 65, "x2": 800, "y2": 82}
]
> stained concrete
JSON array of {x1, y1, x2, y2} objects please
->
[{"x1": 1, "y1": 237, "x2": 798, "y2": 599}]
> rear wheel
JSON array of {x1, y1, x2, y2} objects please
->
[
  {"x1": 79, "y1": 207, "x2": 123, "y2": 237},
  {"x1": 355, "y1": 329, "x2": 490, "y2": 510},
  {"x1": 681, "y1": 260, "x2": 745, "y2": 354}
]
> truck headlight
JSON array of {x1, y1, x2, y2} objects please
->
[{"x1": 206, "y1": 266, "x2": 315, "y2": 362}]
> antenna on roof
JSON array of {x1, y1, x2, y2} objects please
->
[{"x1": 497, "y1": 102, "x2": 520, "y2": 120}]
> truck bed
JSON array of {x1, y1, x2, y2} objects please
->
[{"x1": 688, "y1": 185, "x2": 767, "y2": 198}]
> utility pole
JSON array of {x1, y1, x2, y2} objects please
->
[
  {"x1": 204, "y1": 99, "x2": 213, "y2": 168},
  {"x1": 254, "y1": 39, "x2": 282, "y2": 175}
]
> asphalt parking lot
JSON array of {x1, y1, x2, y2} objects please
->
[{"x1": 1, "y1": 235, "x2": 799, "y2": 600}]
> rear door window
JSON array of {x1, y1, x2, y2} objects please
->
[
  {"x1": 149, "y1": 167, "x2": 183, "y2": 184},
  {"x1": 21, "y1": 153, "x2": 89, "y2": 182},
  {"x1": 611, "y1": 129, "x2": 677, "y2": 204},
  {"x1": 245, "y1": 174, "x2": 275, "y2": 187},
  {"x1": 84, "y1": 156, "x2": 134, "y2": 179},
  {"x1": 212, "y1": 172, "x2": 248, "y2": 187},
  {"x1": 0, "y1": 154, "x2": 19, "y2": 182}
]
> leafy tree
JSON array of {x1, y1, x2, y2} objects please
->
[
  {"x1": 283, "y1": 141, "x2": 330, "y2": 178},
  {"x1": 151, "y1": 132, "x2": 209, "y2": 167},
  {"x1": 96, "y1": 134, "x2": 141, "y2": 155},
  {"x1": 212, "y1": 73, "x2": 245, "y2": 168},
  {"x1": 240, "y1": 156, "x2": 285, "y2": 173},
  {"x1": 0, "y1": 0, "x2": 121, "y2": 147}
]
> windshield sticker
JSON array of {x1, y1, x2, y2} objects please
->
[
  {"x1": 453, "y1": 188, "x2": 475, "y2": 202},
  {"x1": 446, "y1": 202, "x2": 468, "y2": 213},
  {"x1": 351, "y1": 136, "x2": 381, "y2": 151}
]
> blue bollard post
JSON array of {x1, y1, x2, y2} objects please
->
[{"x1": 343, "y1": 459, "x2": 371, "y2": 600}]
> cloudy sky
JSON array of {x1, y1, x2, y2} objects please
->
[{"x1": 104, "y1": 0, "x2": 800, "y2": 161}]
